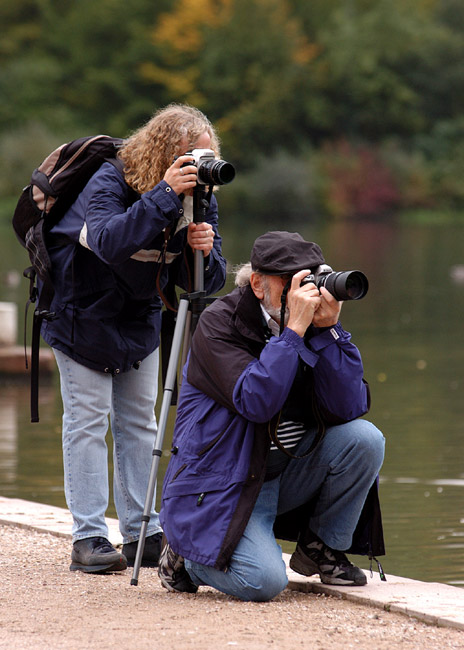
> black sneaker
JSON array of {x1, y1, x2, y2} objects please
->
[
  {"x1": 158, "y1": 536, "x2": 198, "y2": 593},
  {"x1": 122, "y1": 532, "x2": 163, "y2": 568},
  {"x1": 289, "y1": 531, "x2": 367, "y2": 586},
  {"x1": 70, "y1": 537, "x2": 127, "y2": 574}
]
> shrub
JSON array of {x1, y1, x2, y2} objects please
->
[{"x1": 312, "y1": 140, "x2": 401, "y2": 219}]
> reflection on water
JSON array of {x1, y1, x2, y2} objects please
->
[
  {"x1": 0, "y1": 397, "x2": 17, "y2": 483},
  {"x1": 379, "y1": 476, "x2": 464, "y2": 586},
  {"x1": 0, "y1": 380, "x2": 68, "y2": 508},
  {"x1": 1, "y1": 217, "x2": 463, "y2": 586}
]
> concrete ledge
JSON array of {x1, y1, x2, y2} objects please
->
[
  {"x1": 1, "y1": 495, "x2": 464, "y2": 630},
  {"x1": 285, "y1": 561, "x2": 464, "y2": 631},
  {"x1": 0, "y1": 495, "x2": 122, "y2": 546},
  {"x1": 0, "y1": 345, "x2": 56, "y2": 375}
]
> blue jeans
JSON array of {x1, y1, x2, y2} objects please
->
[
  {"x1": 185, "y1": 419, "x2": 385, "y2": 601},
  {"x1": 53, "y1": 348, "x2": 162, "y2": 543}
]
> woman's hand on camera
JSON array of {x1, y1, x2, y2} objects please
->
[
  {"x1": 164, "y1": 154, "x2": 197, "y2": 195},
  {"x1": 286, "y1": 270, "x2": 322, "y2": 337},
  {"x1": 187, "y1": 222, "x2": 214, "y2": 257},
  {"x1": 312, "y1": 287, "x2": 342, "y2": 327}
]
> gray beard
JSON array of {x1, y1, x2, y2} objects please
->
[{"x1": 262, "y1": 289, "x2": 289, "y2": 328}]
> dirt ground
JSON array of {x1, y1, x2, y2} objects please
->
[{"x1": 0, "y1": 524, "x2": 463, "y2": 650}]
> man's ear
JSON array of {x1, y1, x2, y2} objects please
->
[{"x1": 250, "y1": 272, "x2": 265, "y2": 300}]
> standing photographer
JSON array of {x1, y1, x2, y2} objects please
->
[
  {"x1": 41, "y1": 104, "x2": 226, "y2": 573},
  {"x1": 159, "y1": 231, "x2": 385, "y2": 601}
]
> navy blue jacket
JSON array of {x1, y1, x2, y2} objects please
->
[
  {"x1": 41, "y1": 162, "x2": 226, "y2": 372},
  {"x1": 160, "y1": 285, "x2": 384, "y2": 570}
]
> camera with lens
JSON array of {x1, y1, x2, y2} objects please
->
[
  {"x1": 184, "y1": 148, "x2": 235, "y2": 186},
  {"x1": 301, "y1": 264, "x2": 368, "y2": 301}
]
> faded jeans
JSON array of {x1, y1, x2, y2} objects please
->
[
  {"x1": 53, "y1": 348, "x2": 162, "y2": 543},
  {"x1": 185, "y1": 418, "x2": 385, "y2": 601}
]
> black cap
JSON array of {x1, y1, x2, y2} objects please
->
[{"x1": 250, "y1": 231, "x2": 325, "y2": 275}]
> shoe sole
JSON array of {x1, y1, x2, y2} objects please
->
[
  {"x1": 320, "y1": 572, "x2": 367, "y2": 586},
  {"x1": 70, "y1": 558, "x2": 127, "y2": 574}
]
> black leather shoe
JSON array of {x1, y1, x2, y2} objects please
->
[
  {"x1": 122, "y1": 532, "x2": 163, "y2": 567},
  {"x1": 70, "y1": 537, "x2": 127, "y2": 573}
]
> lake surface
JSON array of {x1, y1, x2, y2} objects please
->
[{"x1": 1, "y1": 215, "x2": 463, "y2": 587}]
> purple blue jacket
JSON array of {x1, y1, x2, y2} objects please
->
[
  {"x1": 41, "y1": 162, "x2": 226, "y2": 372},
  {"x1": 160, "y1": 284, "x2": 384, "y2": 570}
]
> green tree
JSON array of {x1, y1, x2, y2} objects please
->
[
  {"x1": 2, "y1": 0, "x2": 464, "y2": 213},
  {"x1": 302, "y1": 0, "x2": 462, "y2": 140},
  {"x1": 146, "y1": 0, "x2": 320, "y2": 162},
  {"x1": 0, "y1": 0, "x2": 171, "y2": 136}
]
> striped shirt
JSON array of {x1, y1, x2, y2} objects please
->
[{"x1": 271, "y1": 420, "x2": 306, "y2": 452}]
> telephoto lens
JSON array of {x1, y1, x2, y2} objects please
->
[
  {"x1": 301, "y1": 266, "x2": 368, "y2": 301},
  {"x1": 321, "y1": 270, "x2": 368, "y2": 301}
]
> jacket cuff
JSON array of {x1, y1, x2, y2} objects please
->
[
  {"x1": 281, "y1": 327, "x2": 319, "y2": 367},
  {"x1": 203, "y1": 251, "x2": 214, "y2": 274},
  {"x1": 145, "y1": 180, "x2": 185, "y2": 219},
  {"x1": 308, "y1": 322, "x2": 351, "y2": 351}
]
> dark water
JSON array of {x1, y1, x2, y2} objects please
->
[{"x1": 1, "y1": 216, "x2": 463, "y2": 586}]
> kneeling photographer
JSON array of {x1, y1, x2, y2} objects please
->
[{"x1": 158, "y1": 230, "x2": 385, "y2": 601}]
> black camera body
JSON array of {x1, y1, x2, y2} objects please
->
[
  {"x1": 184, "y1": 148, "x2": 235, "y2": 186},
  {"x1": 301, "y1": 264, "x2": 368, "y2": 301}
]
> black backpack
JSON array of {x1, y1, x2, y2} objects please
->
[{"x1": 13, "y1": 134, "x2": 124, "y2": 422}]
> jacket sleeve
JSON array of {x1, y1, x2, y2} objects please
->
[
  {"x1": 231, "y1": 329, "x2": 319, "y2": 422},
  {"x1": 188, "y1": 304, "x2": 319, "y2": 422},
  {"x1": 73, "y1": 163, "x2": 226, "y2": 295},
  {"x1": 189, "y1": 306, "x2": 369, "y2": 425},
  {"x1": 306, "y1": 322, "x2": 370, "y2": 422},
  {"x1": 82, "y1": 164, "x2": 187, "y2": 264}
]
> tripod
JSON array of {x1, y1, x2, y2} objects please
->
[{"x1": 130, "y1": 185, "x2": 215, "y2": 586}]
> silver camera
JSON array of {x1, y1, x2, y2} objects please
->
[{"x1": 187, "y1": 148, "x2": 235, "y2": 186}]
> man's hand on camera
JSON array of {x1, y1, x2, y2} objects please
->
[
  {"x1": 312, "y1": 287, "x2": 342, "y2": 328},
  {"x1": 164, "y1": 154, "x2": 197, "y2": 195},
  {"x1": 187, "y1": 222, "x2": 214, "y2": 257},
  {"x1": 286, "y1": 270, "x2": 322, "y2": 337}
]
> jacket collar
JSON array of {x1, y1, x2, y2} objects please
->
[{"x1": 233, "y1": 285, "x2": 268, "y2": 344}]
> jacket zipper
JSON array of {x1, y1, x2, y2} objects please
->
[{"x1": 197, "y1": 428, "x2": 227, "y2": 456}]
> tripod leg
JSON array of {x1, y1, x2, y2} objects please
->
[
  {"x1": 130, "y1": 297, "x2": 190, "y2": 585},
  {"x1": 131, "y1": 187, "x2": 211, "y2": 585},
  {"x1": 181, "y1": 310, "x2": 192, "y2": 370}
]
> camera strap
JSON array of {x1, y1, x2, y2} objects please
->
[
  {"x1": 155, "y1": 225, "x2": 180, "y2": 313},
  {"x1": 279, "y1": 279, "x2": 292, "y2": 336}
]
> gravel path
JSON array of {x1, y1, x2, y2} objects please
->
[{"x1": 0, "y1": 524, "x2": 463, "y2": 650}]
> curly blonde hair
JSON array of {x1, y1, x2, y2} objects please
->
[{"x1": 118, "y1": 104, "x2": 221, "y2": 194}]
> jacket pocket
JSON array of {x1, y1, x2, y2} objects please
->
[
  {"x1": 180, "y1": 408, "x2": 235, "y2": 459},
  {"x1": 197, "y1": 429, "x2": 228, "y2": 456},
  {"x1": 170, "y1": 463, "x2": 187, "y2": 482},
  {"x1": 163, "y1": 473, "x2": 246, "y2": 498}
]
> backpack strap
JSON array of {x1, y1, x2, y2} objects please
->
[{"x1": 23, "y1": 266, "x2": 57, "y2": 422}]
